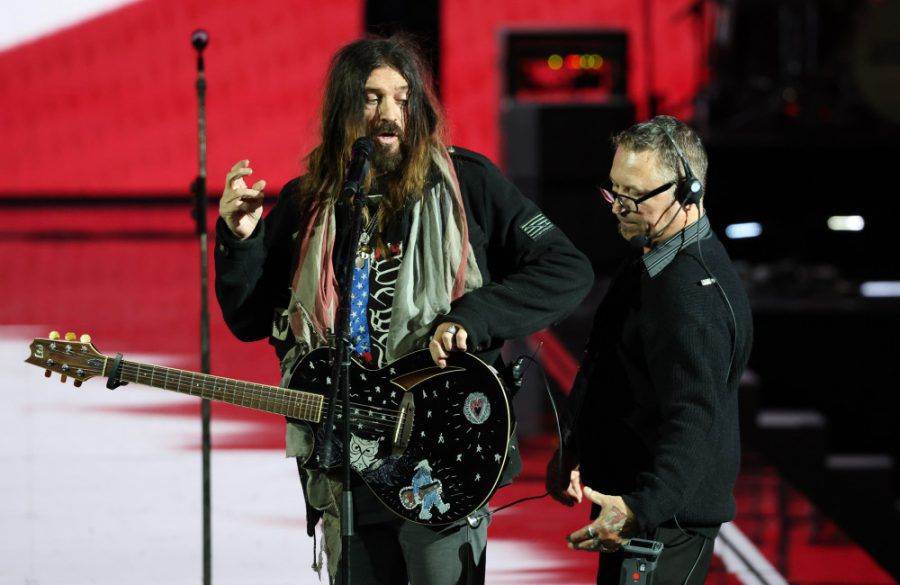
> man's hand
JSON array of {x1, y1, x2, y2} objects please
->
[
  {"x1": 220, "y1": 159, "x2": 266, "y2": 240},
  {"x1": 545, "y1": 447, "x2": 582, "y2": 506},
  {"x1": 566, "y1": 487, "x2": 637, "y2": 553},
  {"x1": 428, "y1": 322, "x2": 467, "y2": 368}
]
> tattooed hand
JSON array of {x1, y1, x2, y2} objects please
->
[{"x1": 565, "y1": 487, "x2": 637, "y2": 553}]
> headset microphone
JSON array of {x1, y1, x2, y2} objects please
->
[
  {"x1": 628, "y1": 195, "x2": 689, "y2": 250},
  {"x1": 629, "y1": 234, "x2": 650, "y2": 250}
]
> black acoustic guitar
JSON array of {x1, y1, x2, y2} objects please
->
[{"x1": 25, "y1": 333, "x2": 511, "y2": 526}]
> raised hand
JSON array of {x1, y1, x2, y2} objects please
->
[{"x1": 220, "y1": 159, "x2": 266, "y2": 239}]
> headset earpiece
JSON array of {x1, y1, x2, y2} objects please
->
[
  {"x1": 658, "y1": 123, "x2": 703, "y2": 205},
  {"x1": 680, "y1": 177, "x2": 703, "y2": 206}
]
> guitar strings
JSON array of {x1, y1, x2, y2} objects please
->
[
  {"x1": 116, "y1": 362, "x2": 403, "y2": 417},
  {"x1": 115, "y1": 363, "x2": 403, "y2": 430}
]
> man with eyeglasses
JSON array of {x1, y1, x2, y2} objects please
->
[{"x1": 545, "y1": 116, "x2": 753, "y2": 585}]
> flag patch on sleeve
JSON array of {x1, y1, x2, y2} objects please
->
[{"x1": 520, "y1": 213, "x2": 555, "y2": 240}]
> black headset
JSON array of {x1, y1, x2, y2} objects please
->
[{"x1": 657, "y1": 124, "x2": 703, "y2": 206}]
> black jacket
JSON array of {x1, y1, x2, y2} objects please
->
[{"x1": 215, "y1": 147, "x2": 593, "y2": 368}]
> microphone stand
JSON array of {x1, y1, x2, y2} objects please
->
[
  {"x1": 190, "y1": 28, "x2": 213, "y2": 585},
  {"x1": 318, "y1": 171, "x2": 370, "y2": 585}
]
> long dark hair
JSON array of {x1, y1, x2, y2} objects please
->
[{"x1": 300, "y1": 35, "x2": 447, "y2": 217}]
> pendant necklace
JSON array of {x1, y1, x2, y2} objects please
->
[{"x1": 355, "y1": 202, "x2": 380, "y2": 269}]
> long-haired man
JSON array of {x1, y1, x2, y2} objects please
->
[{"x1": 216, "y1": 35, "x2": 592, "y2": 584}]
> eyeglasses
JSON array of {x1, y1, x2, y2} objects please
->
[{"x1": 599, "y1": 179, "x2": 676, "y2": 213}]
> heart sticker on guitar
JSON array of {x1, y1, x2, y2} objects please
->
[{"x1": 463, "y1": 392, "x2": 491, "y2": 425}]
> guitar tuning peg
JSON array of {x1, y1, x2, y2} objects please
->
[
  {"x1": 44, "y1": 370, "x2": 52, "y2": 378},
  {"x1": 73, "y1": 380, "x2": 83, "y2": 388},
  {"x1": 49, "y1": 331, "x2": 61, "y2": 340},
  {"x1": 60, "y1": 375, "x2": 68, "y2": 383},
  {"x1": 80, "y1": 334, "x2": 92, "y2": 343},
  {"x1": 65, "y1": 332, "x2": 77, "y2": 341}
]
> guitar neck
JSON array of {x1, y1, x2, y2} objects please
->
[{"x1": 108, "y1": 358, "x2": 323, "y2": 423}]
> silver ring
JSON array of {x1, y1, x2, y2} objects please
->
[
  {"x1": 446, "y1": 325, "x2": 458, "y2": 335},
  {"x1": 587, "y1": 526, "x2": 596, "y2": 538},
  {"x1": 591, "y1": 536, "x2": 601, "y2": 548}
]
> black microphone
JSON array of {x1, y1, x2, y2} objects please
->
[
  {"x1": 628, "y1": 197, "x2": 689, "y2": 250},
  {"x1": 191, "y1": 29, "x2": 209, "y2": 52},
  {"x1": 502, "y1": 355, "x2": 528, "y2": 396},
  {"x1": 341, "y1": 137, "x2": 375, "y2": 199},
  {"x1": 629, "y1": 234, "x2": 650, "y2": 250}
]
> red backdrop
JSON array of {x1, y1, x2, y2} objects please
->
[
  {"x1": 1, "y1": 0, "x2": 364, "y2": 195},
  {"x1": 1, "y1": 0, "x2": 706, "y2": 194}
]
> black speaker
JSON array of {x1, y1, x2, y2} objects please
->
[{"x1": 501, "y1": 100, "x2": 635, "y2": 271}]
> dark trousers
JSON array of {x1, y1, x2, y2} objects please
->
[
  {"x1": 335, "y1": 515, "x2": 488, "y2": 585},
  {"x1": 597, "y1": 526, "x2": 714, "y2": 585}
]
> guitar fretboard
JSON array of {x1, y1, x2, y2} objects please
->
[{"x1": 110, "y1": 359, "x2": 324, "y2": 422}]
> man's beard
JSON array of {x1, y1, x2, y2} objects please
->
[
  {"x1": 369, "y1": 121, "x2": 405, "y2": 175},
  {"x1": 372, "y1": 143, "x2": 404, "y2": 174}
]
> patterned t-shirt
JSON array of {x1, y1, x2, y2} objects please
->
[{"x1": 365, "y1": 242, "x2": 403, "y2": 367}]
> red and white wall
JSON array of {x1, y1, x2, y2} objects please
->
[{"x1": 3, "y1": 0, "x2": 707, "y2": 195}]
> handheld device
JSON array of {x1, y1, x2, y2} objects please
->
[{"x1": 620, "y1": 538, "x2": 664, "y2": 585}]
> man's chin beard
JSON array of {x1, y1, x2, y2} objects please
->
[{"x1": 372, "y1": 145, "x2": 404, "y2": 175}]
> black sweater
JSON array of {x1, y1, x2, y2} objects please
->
[{"x1": 564, "y1": 230, "x2": 752, "y2": 537}]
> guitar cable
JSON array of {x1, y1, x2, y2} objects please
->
[{"x1": 465, "y1": 351, "x2": 565, "y2": 528}]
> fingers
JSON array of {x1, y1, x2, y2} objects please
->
[
  {"x1": 224, "y1": 160, "x2": 251, "y2": 194},
  {"x1": 223, "y1": 160, "x2": 265, "y2": 203},
  {"x1": 561, "y1": 489, "x2": 634, "y2": 554},
  {"x1": 567, "y1": 523, "x2": 595, "y2": 545},
  {"x1": 566, "y1": 522, "x2": 622, "y2": 553},
  {"x1": 429, "y1": 338, "x2": 448, "y2": 369},
  {"x1": 583, "y1": 486, "x2": 607, "y2": 506},
  {"x1": 547, "y1": 476, "x2": 579, "y2": 506},
  {"x1": 566, "y1": 523, "x2": 597, "y2": 550},
  {"x1": 566, "y1": 471, "x2": 583, "y2": 503},
  {"x1": 546, "y1": 450, "x2": 581, "y2": 506},
  {"x1": 442, "y1": 326, "x2": 467, "y2": 352},
  {"x1": 236, "y1": 181, "x2": 267, "y2": 208},
  {"x1": 549, "y1": 489, "x2": 577, "y2": 507},
  {"x1": 220, "y1": 160, "x2": 266, "y2": 239},
  {"x1": 583, "y1": 486, "x2": 620, "y2": 513},
  {"x1": 428, "y1": 322, "x2": 467, "y2": 368},
  {"x1": 582, "y1": 488, "x2": 636, "y2": 541},
  {"x1": 220, "y1": 181, "x2": 265, "y2": 215}
]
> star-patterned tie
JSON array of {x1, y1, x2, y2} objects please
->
[{"x1": 348, "y1": 256, "x2": 372, "y2": 363}]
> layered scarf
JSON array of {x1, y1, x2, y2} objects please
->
[{"x1": 287, "y1": 145, "x2": 483, "y2": 363}]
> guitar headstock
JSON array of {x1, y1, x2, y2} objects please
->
[{"x1": 25, "y1": 331, "x2": 106, "y2": 387}]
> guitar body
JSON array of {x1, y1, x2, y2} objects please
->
[
  {"x1": 291, "y1": 347, "x2": 511, "y2": 525},
  {"x1": 25, "y1": 334, "x2": 510, "y2": 527}
]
